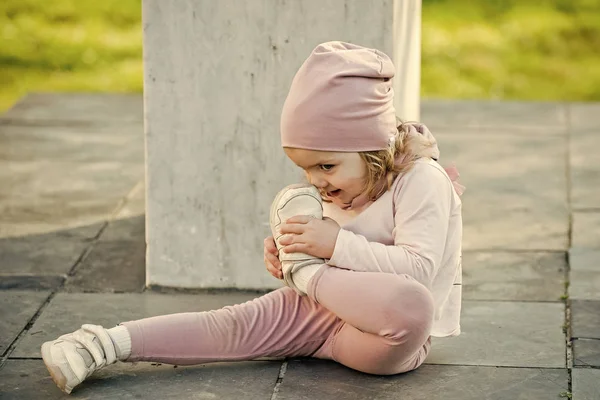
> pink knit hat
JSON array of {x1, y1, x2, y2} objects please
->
[{"x1": 280, "y1": 41, "x2": 397, "y2": 152}]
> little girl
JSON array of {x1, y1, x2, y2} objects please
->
[{"x1": 41, "y1": 41, "x2": 463, "y2": 394}]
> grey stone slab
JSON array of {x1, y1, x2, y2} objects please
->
[
  {"x1": 572, "y1": 368, "x2": 600, "y2": 400},
  {"x1": 0, "y1": 275, "x2": 65, "y2": 290},
  {"x1": 463, "y1": 251, "x2": 566, "y2": 301},
  {"x1": 0, "y1": 359, "x2": 280, "y2": 399},
  {"x1": 114, "y1": 181, "x2": 145, "y2": 219},
  {"x1": 1, "y1": 93, "x2": 142, "y2": 123},
  {"x1": 571, "y1": 300, "x2": 600, "y2": 339},
  {"x1": 570, "y1": 248, "x2": 600, "y2": 300},
  {"x1": 426, "y1": 301, "x2": 565, "y2": 367},
  {"x1": 421, "y1": 99, "x2": 567, "y2": 129},
  {"x1": 571, "y1": 128, "x2": 600, "y2": 209},
  {"x1": 98, "y1": 215, "x2": 145, "y2": 242},
  {"x1": 571, "y1": 248, "x2": 600, "y2": 271},
  {"x1": 572, "y1": 213, "x2": 600, "y2": 248},
  {"x1": 0, "y1": 123, "x2": 144, "y2": 238},
  {"x1": 66, "y1": 216, "x2": 146, "y2": 293},
  {"x1": 12, "y1": 292, "x2": 261, "y2": 358},
  {"x1": 573, "y1": 338, "x2": 600, "y2": 367},
  {"x1": 0, "y1": 291, "x2": 50, "y2": 356},
  {"x1": 569, "y1": 103, "x2": 600, "y2": 129},
  {"x1": 0, "y1": 123, "x2": 143, "y2": 164},
  {"x1": 0, "y1": 223, "x2": 102, "y2": 275},
  {"x1": 278, "y1": 360, "x2": 568, "y2": 400},
  {"x1": 435, "y1": 131, "x2": 568, "y2": 250},
  {"x1": 570, "y1": 277, "x2": 600, "y2": 301}
]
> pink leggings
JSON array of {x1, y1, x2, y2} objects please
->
[{"x1": 122, "y1": 265, "x2": 434, "y2": 375}]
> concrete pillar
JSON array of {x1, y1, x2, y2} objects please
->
[
  {"x1": 393, "y1": 0, "x2": 421, "y2": 121},
  {"x1": 143, "y1": 0, "x2": 420, "y2": 289}
]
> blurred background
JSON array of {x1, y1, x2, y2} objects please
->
[{"x1": 1, "y1": 0, "x2": 600, "y2": 112}]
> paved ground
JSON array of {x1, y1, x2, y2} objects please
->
[{"x1": 0, "y1": 94, "x2": 599, "y2": 399}]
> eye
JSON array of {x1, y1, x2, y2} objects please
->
[{"x1": 319, "y1": 164, "x2": 335, "y2": 171}]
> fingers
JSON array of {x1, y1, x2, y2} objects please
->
[
  {"x1": 279, "y1": 223, "x2": 305, "y2": 235},
  {"x1": 264, "y1": 236, "x2": 278, "y2": 255},
  {"x1": 264, "y1": 253, "x2": 283, "y2": 279},
  {"x1": 266, "y1": 264, "x2": 282, "y2": 279},
  {"x1": 265, "y1": 250, "x2": 281, "y2": 268},
  {"x1": 285, "y1": 215, "x2": 313, "y2": 224},
  {"x1": 278, "y1": 234, "x2": 293, "y2": 246},
  {"x1": 281, "y1": 244, "x2": 307, "y2": 254},
  {"x1": 264, "y1": 237, "x2": 282, "y2": 280},
  {"x1": 266, "y1": 263, "x2": 283, "y2": 279}
]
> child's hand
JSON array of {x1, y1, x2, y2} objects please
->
[
  {"x1": 279, "y1": 216, "x2": 340, "y2": 259},
  {"x1": 263, "y1": 236, "x2": 283, "y2": 279}
]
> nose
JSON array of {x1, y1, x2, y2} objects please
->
[{"x1": 306, "y1": 172, "x2": 328, "y2": 189}]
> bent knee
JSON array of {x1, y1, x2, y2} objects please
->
[
  {"x1": 353, "y1": 338, "x2": 431, "y2": 376},
  {"x1": 377, "y1": 275, "x2": 434, "y2": 344}
]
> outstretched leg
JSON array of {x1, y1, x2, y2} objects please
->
[
  {"x1": 41, "y1": 287, "x2": 340, "y2": 394},
  {"x1": 122, "y1": 287, "x2": 340, "y2": 364}
]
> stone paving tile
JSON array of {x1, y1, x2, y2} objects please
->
[
  {"x1": 434, "y1": 130, "x2": 568, "y2": 250},
  {"x1": 0, "y1": 291, "x2": 50, "y2": 356},
  {"x1": 12, "y1": 292, "x2": 261, "y2": 358},
  {"x1": 572, "y1": 212, "x2": 600, "y2": 248},
  {"x1": 569, "y1": 248, "x2": 600, "y2": 300},
  {"x1": 0, "y1": 123, "x2": 143, "y2": 164},
  {"x1": 0, "y1": 123, "x2": 143, "y2": 238},
  {"x1": 66, "y1": 216, "x2": 145, "y2": 293},
  {"x1": 421, "y1": 99, "x2": 567, "y2": 129},
  {"x1": 425, "y1": 301, "x2": 565, "y2": 367},
  {"x1": 571, "y1": 128, "x2": 600, "y2": 210},
  {"x1": 573, "y1": 338, "x2": 600, "y2": 367},
  {"x1": 0, "y1": 359, "x2": 280, "y2": 399},
  {"x1": 1, "y1": 93, "x2": 142, "y2": 123},
  {"x1": 571, "y1": 300, "x2": 600, "y2": 339},
  {"x1": 0, "y1": 276, "x2": 65, "y2": 291},
  {"x1": 572, "y1": 368, "x2": 600, "y2": 400},
  {"x1": 463, "y1": 251, "x2": 566, "y2": 301},
  {"x1": 278, "y1": 359, "x2": 568, "y2": 400},
  {"x1": 114, "y1": 182, "x2": 145, "y2": 219},
  {"x1": 570, "y1": 103, "x2": 600, "y2": 129},
  {"x1": 0, "y1": 223, "x2": 103, "y2": 289}
]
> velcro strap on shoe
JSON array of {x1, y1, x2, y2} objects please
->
[
  {"x1": 72, "y1": 329, "x2": 108, "y2": 368},
  {"x1": 82, "y1": 324, "x2": 117, "y2": 365}
]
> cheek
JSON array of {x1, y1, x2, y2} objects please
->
[
  {"x1": 348, "y1": 160, "x2": 367, "y2": 180},
  {"x1": 338, "y1": 174, "x2": 364, "y2": 193},
  {"x1": 347, "y1": 166, "x2": 367, "y2": 186},
  {"x1": 351, "y1": 177, "x2": 366, "y2": 192}
]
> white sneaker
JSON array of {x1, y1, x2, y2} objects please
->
[
  {"x1": 41, "y1": 324, "x2": 117, "y2": 394},
  {"x1": 270, "y1": 183, "x2": 325, "y2": 295}
]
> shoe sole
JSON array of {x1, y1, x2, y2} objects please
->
[
  {"x1": 269, "y1": 183, "x2": 321, "y2": 242},
  {"x1": 41, "y1": 342, "x2": 73, "y2": 394},
  {"x1": 269, "y1": 184, "x2": 324, "y2": 294}
]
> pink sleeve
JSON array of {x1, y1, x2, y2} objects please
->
[{"x1": 328, "y1": 163, "x2": 453, "y2": 287}]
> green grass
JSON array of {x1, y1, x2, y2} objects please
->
[
  {"x1": 422, "y1": 0, "x2": 600, "y2": 101},
  {"x1": 0, "y1": 0, "x2": 143, "y2": 111},
  {"x1": 1, "y1": 0, "x2": 600, "y2": 112}
]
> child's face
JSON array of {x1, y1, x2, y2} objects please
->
[{"x1": 284, "y1": 148, "x2": 367, "y2": 210}]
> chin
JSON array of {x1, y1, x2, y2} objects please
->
[{"x1": 332, "y1": 198, "x2": 351, "y2": 209}]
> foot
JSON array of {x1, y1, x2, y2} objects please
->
[
  {"x1": 41, "y1": 324, "x2": 117, "y2": 394},
  {"x1": 269, "y1": 183, "x2": 325, "y2": 295}
]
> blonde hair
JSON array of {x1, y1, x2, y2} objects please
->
[{"x1": 359, "y1": 119, "x2": 437, "y2": 201}]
